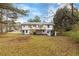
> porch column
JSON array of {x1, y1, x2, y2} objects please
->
[{"x1": 54, "y1": 31, "x2": 57, "y2": 36}]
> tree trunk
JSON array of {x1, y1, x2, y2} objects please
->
[{"x1": 0, "y1": 8, "x2": 3, "y2": 33}]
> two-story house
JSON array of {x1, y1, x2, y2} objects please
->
[{"x1": 21, "y1": 22, "x2": 54, "y2": 36}]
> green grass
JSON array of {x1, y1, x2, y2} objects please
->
[
  {"x1": 63, "y1": 24, "x2": 79, "y2": 43},
  {"x1": 0, "y1": 33, "x2": 79, "y2": 56},
  {"x1": 64, "y1": 31, "x2": 79, "y2": 43}
]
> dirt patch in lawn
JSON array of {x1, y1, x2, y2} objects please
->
[{"x1": 1, "y1": 35, "x2": 31, "y2": 46}]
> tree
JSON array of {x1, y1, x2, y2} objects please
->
[
  {"x1": 53, "y1": 5, "x2": 79, "y2": 34},
  {"x1": 28, "y1": 19, "x2": 33, "y2": 22},
  {"x1": 0, "y1": 3, "x2": 29, "y2": 15},
  {"x1": 28, "y1": 16, "x2": 41, "y2": 22},
  {"x1": 0, "y1": 3, "x2": 29, "y2": 33},
  {"x1": 33, "y1": 16, "x2": 41, "y2": 22},
  {"x1": 0, "y1": 8, "x2": 3, "y2": 33}
]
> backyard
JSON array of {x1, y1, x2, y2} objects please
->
[{"x1": 0, "y1": 32, "x2": 79, "y2": 56}]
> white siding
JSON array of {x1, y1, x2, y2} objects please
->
[
  {"x1": 21, "y1": 23, "x2": 54, "y2": 35},
  {"x1": 22, "y1": 25, "x2": 30, "y2": 30}
]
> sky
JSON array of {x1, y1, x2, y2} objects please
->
[{"x1": 13, "y1": 3, "x2": 79, "y2": 23}]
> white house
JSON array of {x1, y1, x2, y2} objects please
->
[{"x1": 21, "y1": 22, "x2": 54, "y2": 36}]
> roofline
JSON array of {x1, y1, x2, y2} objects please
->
[{"x1": 21, "y1": 22, "x2": 54, "y2": 25}]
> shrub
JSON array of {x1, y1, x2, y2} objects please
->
[{"x1": 64, "y1": 31, "x2": 79, "y2": 43}]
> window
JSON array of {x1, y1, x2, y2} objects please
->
[
  {"x1": 23, "y1": 25, "x2": 25, "y2": 27},
  {"x1": 22, "y1": 30, "x2": 24, "y2": 34},
  {"x1": 33, "y1": 25, "x2": 36, "y2": 27},
  {"x1": 43, "y1": 30, "x2": 45, "y2": 32},
  {"x1": 48, "y1": 25, "x2": 50, "y2": 28},
  {"x1": 26, "y1": 30, "x2": 28, "y2": 33},
  {"x1": 47, "y1": 30, "x2": 49, "y2": 33}
]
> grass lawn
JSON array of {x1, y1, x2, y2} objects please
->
[
  {"x1": 64, "y1": 31, "x2": 79, "y2": 43},
  {"x1": 0, "y1": 32, "x2": 21, "y2": 42},
  {"x1": 0, "y1": 33, "x2": 79, "y2": 56}
]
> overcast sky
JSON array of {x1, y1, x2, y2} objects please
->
[{"x1": 13, "y1": 3, "x2": 79, "y2": 23}]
